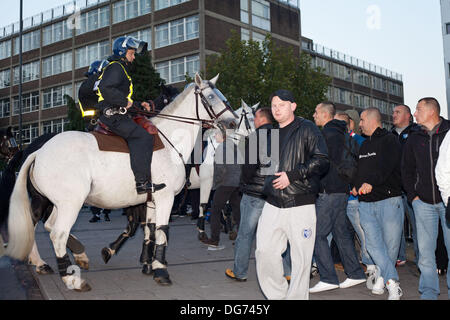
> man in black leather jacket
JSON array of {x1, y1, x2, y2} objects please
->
[{"x1": 255, "y1": 89, "x2": 329, "y2": 300}]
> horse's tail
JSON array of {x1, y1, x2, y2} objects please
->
[{"x1": 6, "y1": 151, "x2": 38, "y2": 260}]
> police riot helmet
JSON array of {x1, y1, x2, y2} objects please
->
[
  {"x1": 112, "y1": 36, "x2": 148, "y2": 57},
  {"x1": 85, "y1": 59, "x2": 110, "y2": 77}
]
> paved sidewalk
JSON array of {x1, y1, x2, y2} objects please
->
[{"x1": 2, "y1": 208, "x2": 449, "y2": 300}]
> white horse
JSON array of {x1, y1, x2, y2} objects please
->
[
  {"x1": 186, "y1": 100, "x2": 259, "y2": 240},
  {"x1": 6, "y1": 73, "x2": 238, "y2": 291}
]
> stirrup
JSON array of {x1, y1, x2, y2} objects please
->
[{"x1": 136, "y1": 181, "x2": 166, "y2": 194}]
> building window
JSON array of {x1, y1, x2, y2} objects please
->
[
  {"x1": 155, "y1": 54, "x2": 199, "y2": 84},
  {"x1": 155, "y1": 15, "x2": 199, "y2": 48},
  {"x1": 241, "y1": 28, "x2": 250, "y2": 42},
  {"x1": 42, "y1": 51, "x2": 72, "y2": 78},
  {"x1": 252, "y1": 0, "x2": 271, "y2": 31},
  {"x1": 388, "y1": 81, "x2": 402, "y2": 96},
  {"x1": 0, "y1": 40, "x2": 11, "y2": 60},
  {"x1": 77, "y1": 6, "x2": 110, "y2": 35},
  {"x1": 0, "y1": 99, "x2": 10, "y2": 118},
  {"x1": 155, "y1": 0, "x2": 189, "y2": 11},
  {"x1": 333, "y1": 63, "x2": 352, "y2": 82},
  {"x1": 114, "y1": 28, "x2": 152, "y2": 50},
  {"x1": 42, "y1": 118, "x2": 69, "y2": 135},
  {"x1": 12, "y1": 91, "x2": 39, "y2": 115},
  {"x1": 372, "y1": 76, "x2": 387, "y2": 92},
  {"x1": 334, "y1": 88, "x2": 352, "y2": 105},
  {"x1": 353, "y1": 93, "x2": 371, "y2": 109},
  {"x1": 42, "y1": 84, "x2": 72, "y2": 109},
  {"x1": 314, "y1": 57, "x2": 331, "y2": 75},
  {"x1": 13, "y1": 60, "x2": 40, "y2": 84},
  {"x1": 240, "y1": 0, "x2": 249, "y2": 24},
  {"x1": 354, "y1": 70, "x2": 370, "y2": 87},
  {"x1": 113, "y1": 0, "x2": 151, "y2": 24},
  {"x1": 13, "y1": 30, "x2": 40, "y2": 55},
  {"x1": 0, "y1": 69, "x2": 11, "y2": 88},
  {"x1": 13, "y1": 123, "x2": 39, "y2": 144},
  {"x1": 75, "y1": 40, "x2": 110, "y2": 69},
  {"x1": 43, "y1": 21, "x2": 72, "y2": 46}
]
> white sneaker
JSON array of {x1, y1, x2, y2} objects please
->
[
  {"x1": 386, "y1": 279, "x2": 403, "y2": 300},
  {"x1": 339, "y1": 278, "x2": 366, "y2": 289},
  {"x1": 366, "y1": 265, "x2": 378, "y2": 290},
  {"x1": 371, "y1": 276, "x2": 385, "y2": 295},
  {"x1": 309, "y1": 281, "x2": 339, "y2": 293}
]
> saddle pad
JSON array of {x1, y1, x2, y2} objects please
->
[{"x1": 91, "y1": 131, "x2": 165, "y2": 153}]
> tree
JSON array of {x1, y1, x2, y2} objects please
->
[
  {"x1": 65, "y1": 94, "x2": 86, "y2": 131},
  {"x1": 197, "y1": 31, "x2": 331, "y2": 120},
  {"x1": 130, "y1": 51, "x2": 165, "y2": 102}
]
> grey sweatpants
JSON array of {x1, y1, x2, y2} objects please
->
[{"x1": 256, "y1": 202, "x2": 316, "y2": 300}]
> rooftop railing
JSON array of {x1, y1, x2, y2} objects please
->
[
  {"x1": 0, "y1": 0, "x2": 108, "y2": 39},
  {"x1": 276, "y1": 0, "x2": 300, "y2": 9},
  {"x1": 305, "y1": 42, "x2": 402, "y2": 82}
]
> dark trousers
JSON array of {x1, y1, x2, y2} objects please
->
[
  {"x1": 91, "y1": 206, "x2": 111, "y2": 216},
  {"x1": 314, "y1": 193, "x2": 366, "y2": 285},
  {"x1": 99, "y1": 114, "x2": 154, "y2": 183},
  {"x1": 210, "y1": 186, "x2": 241, "y2": 242}
]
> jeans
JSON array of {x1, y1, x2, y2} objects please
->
[
  {"x1": 314, "y1": 193, "x2": 366, "y2": 285},
  {"x1": 233, "y1": 194, "x2": 265, "y2": 279},
  {"x1": 346, "y1": 199, "x2": 374, "y2": 266},
  {"x1": 359, "y1": 197, "x2": 404, "y2": 284},
  {"x1": 412, "y1": 199, "x2": 450, "y2": 300},
  {"x1": 398, "y1": 194, "x2": 419, "y2": 264}
]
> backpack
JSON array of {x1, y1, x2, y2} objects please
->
[{"x1": 331, "y1": 132, "x2": 360, "y2": 185}]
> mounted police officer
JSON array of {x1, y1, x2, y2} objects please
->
[{"x1": 96, "y1": 36, "x2": 166, "y2": 194}]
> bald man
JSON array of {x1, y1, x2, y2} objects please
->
[
  {"x1": 402, "y1": 97, "x2": 450, "y2": 300},
  {"x1": 353, "y1": 107, "x2": 404, "y2": 300}
]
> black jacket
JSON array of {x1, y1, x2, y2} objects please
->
[
  {"x1": 391, "y1": 123, "x2": 420, "y2": 153},
  {"x1": 401, "y1": 118, "x2": 450, "y2": 204},
  {"x1": 320, "y1": 119, "x2": 351, "y2": 194},
  {"x1": 97, "y1": 59, "x2": 133, "y2": 111},
  {"x1": 78, "y1": 73, "x2": 100, "y2": 109},
  {"x1": 263, "y1": 117, "x2": 329, "y2": 208},
  {"x1": 240, "y1": 123, "x2": 273, "y2": 199},
  {"x1": 354, "y1": 127, "x2": 403, "y2": 202}
]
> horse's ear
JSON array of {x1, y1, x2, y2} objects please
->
[
  {"x1": 241, "y1": 99, "x2": 248, "y2": 109},
  {"x1": 252, "y1": 102, "x2": 260, "y2": 112},
  {"x1": 195, "y1": 73, "x2": 203, "y2": 87},
  {"x1": 210, "y1": 74, "x2": 219, "y2": 86}
]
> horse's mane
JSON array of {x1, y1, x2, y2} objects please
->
[{"x1": 151, "y1": 85, "x2": 195, "y2": 126}]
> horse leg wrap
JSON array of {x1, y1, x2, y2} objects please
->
[
  {"x1": 109, "y1": 221, "x2": 139, "y2": 254},
  {"x1": 57, "y1": 254, "x2": 72, "y2": 277},
  {"x1": 140, "y1": 223, "x2": 156, "y2": 264},
  {"x1": 153, "y1": 225, "x2": 169, "y2": 266}
]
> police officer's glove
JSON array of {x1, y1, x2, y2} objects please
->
[{"x1": 446, "y1": 197, "x2": 450, "y2": 227}]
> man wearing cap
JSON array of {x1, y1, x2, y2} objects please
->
[{"x1": 255, "y1": 89, "x2": 329, "y2": 300}]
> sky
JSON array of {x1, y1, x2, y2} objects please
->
[{"x1": 2, "y1": 0, "x2": 448, "y2": 118}]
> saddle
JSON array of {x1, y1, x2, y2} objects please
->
[{"x1": 91, "y1": 115, "x2": 165, "y2": 154}]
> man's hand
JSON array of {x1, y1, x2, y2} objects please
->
[
  {"x1": 141, "y1": 101, "x2": 151, "y2": 112},
  {"x1": 413, "y1": 196, "x2": 419, "y2": 202},
  {"x1": 358, "y1": 183, "x2": 373, "y2": 195},
  {"x1": 273, "y1": 172, "x2": 290, "y2": 190},
  {"x1": 351, "y1": 187, "x2": 358, "y2": 196}
]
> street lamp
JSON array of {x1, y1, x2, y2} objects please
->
[{"x1": 18, "y1": 0, "x2": 23, "y2": 150}]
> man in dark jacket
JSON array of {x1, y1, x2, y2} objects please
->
[
  {"x1": 402, "y1": 97, "x2": 450, "y2": 300},
  {"x1": 310, "y1": 102, "x2": 366, "y2": 293},
  {"x1": 225, "y1": 107, "x2": 274, "y2": 281},
  {"x1": 391, "y1": 104, "x2": 420, "y2": 266},
  {"x1": 354, "y1": 107, "x2": 404, "y2": 300},
  {"x1": 255, "y1": 89, "x2": 329, "y2": 300},
  {"x1": 201, "y1": 130, "x2": 242, "y2": 250},
  {"x1": 96, "y1": 36, "x2": 165, "y2": 194}
]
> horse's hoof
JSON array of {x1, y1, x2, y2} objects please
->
[
  {"x1": 142, "y1": 264, "x2": 154, "y2": 276},
  {"x1": 74, "y1": 281, "x2": 92, "y2": 292},
  {"x1": 37, "y1": 264, "x2": 54, "y2": 275},
  {"x1": 101, "y1": 247, "x2": 112, "y2": 264},
  {"x1": 229, "y1": 231, "x2": 237, "y2": 241},
  {"x1": 198, "y1": 232, "x2": 208, "y2": 241},
  {"x1": 153, "y1": 268, "x2": 172, "y2": 286}
]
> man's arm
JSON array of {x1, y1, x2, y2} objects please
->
[
  {"x1": 98, "y1": 63, "x2": 129, "y2": 108},
  {"x1": 401, "y1": 137, "x2": 418, "y2": 203}
]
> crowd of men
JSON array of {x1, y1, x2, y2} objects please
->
[{"x1": 205, "y1": 89, "x2": 450, "y2": 300}]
